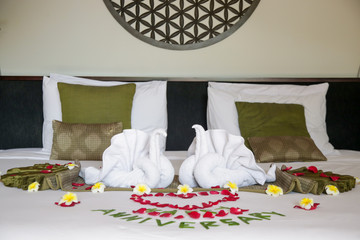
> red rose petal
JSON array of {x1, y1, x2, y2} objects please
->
[
  {"x1": 174, "y1": 215, "x2": 184, "y2": 219},
  {"x1": 320, "y1": 173, "x2": 329, "y2": 178},
  {"x1": 72, "y1": 182, "x2": 85, "y2": 187},
  {"x1": 159, "y1": 213, "x2": 172, "y2": 218},
  {"x1": 211, "y1": 185, "x2": 220, "y2": 188},
  {"x1": 308, "y1": 166, "x2": 318, "y2": 173},
  {"x1": 46, "y1": 165, "x2": 54, "y2": 169},
  {"x1": 166, "y1": 192, "x2": 177, "y2": 197},
  {"x1": 85, "y1": 186, "x2": 92, "y2": 190},
  {"x1": 155, "y1": 192, "x2": 164, "y2": 197},
  {"x1": 292, "y1": 173, "x2": 305, "y2": 176},
  {"x1": 294, "y1": 203, "x2": 320, "y2": 211},
  {"x1": 330, "y1": 176, "x2": 340, "y2": 181},
  {"x1": 209, "y1": 191, "x2": 219, "y2": 195},
  {"x1": 199, "y1": 192, "x2": 209, "y2": 196},
  {"x1": 203, "y1": 211, "x2": 215, "y2": 218},
  {"x1": 215, "y1": 210, "x2": 228, "y2": 217},
  {"x1": 133, "y1": 208, "x2": 147, "y2": 214},
  {"x1": 55, "y1": 164, "x2": 61, "y2": 166},
  {"x1": 40, "y1": 170, "x2": 52, "y2": 173},
  {"x1": 148, "y1": 211, "x2": 160, "y2": 216},
  {"x1": 202, "y1": 202, "x2": 213, "y2": 208},
  {"x1": 220, "y1": 189, "x2": 231, "y2": 195},
  {"x1": 230, "y1": 207, "x2": 248, "y2": 215},
  {"x1": 282, "y1": 166, "x2": 292, "y2": 171},
  {"x1": 187, "y1": 211, "x2": 201, "y2": 219}
]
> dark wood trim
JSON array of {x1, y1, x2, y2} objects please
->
[{"x1": 1, "y1": 76, "x2": 360, "y2": 83}]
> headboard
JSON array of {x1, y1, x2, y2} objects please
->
[{"x1": 1, "y1": 76, "x2": 359, "y2": 151}]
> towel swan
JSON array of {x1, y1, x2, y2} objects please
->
[
  {"x1": 80, "y1": 129, "x2": 174, "y2": 188},
  {"x1": 179, "y1": 125, "x2": 276, "y2": 188}
]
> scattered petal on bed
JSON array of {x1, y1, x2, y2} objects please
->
[
  {"x1": 148, "y1": 211, "x2": 160, "y2": 216},
  {"x1": 230, "y1": 207, "x2": 249, "y2": 215},
  {"x1": 325, "y1": 185, "x2": 339, "y2": 195},
  {"x1": 282, "y1": 166, "x2": 292, "y2": 171},
  {"x1": 265, "y1": 185, "x2": 283, "y2": 197},
  {"x1": 223, "y1": 181, "x2": 239, "y2": 194},
  {"x1": 308, "y1": 166, "x2": 318, "y2": 173},
  {"x1": 133, "y1": 208, "x2": 147, "y2": 214},
  {"x1": 177, "y1": 184, "x2": 193, "y2": 195},
  {"x1": 40, "y1": 170, "x2": 52, "y2": 173},
  {"x1": 174, "y1": 215, "x2": 184, "y2": 219},
  {"x1": 187, "y1": 211, "x2": 201, "y2": 219},
  {"x1": 292, "y1": 173, "x2": 305, "y2": 176},
  {"x1": 72, "y1": 182, "x2": 85, "y2": 187},
  {"x1": 46, "y1": 165, "x2": 54, "y2": 169},
  {"x1": 91, "y1": 182, "x2": 106, "y2": 193},
  {"x1": 28, "y1": 182, "x2": 40, "y2": 192},
  {"x1": 159, "y1": 213, "x2": 172, "y2": 218},
  {"x1": 133, "y1": 183, "x2": 151, "y2": 195},
  {"x1": 215, "y1": 210, "x2": 228, "y2": 217},
  {"x1": 320, "y1": 173, "x2": 329, "y2": 178},
  {"x1": 203, "y1": 211, "x2": 215, "y2": 218},
  {"x1": 330, "y1": 176, "x2": 340, "y2": 181}
]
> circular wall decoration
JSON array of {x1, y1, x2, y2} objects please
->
[{"x1": 103, "y1": 0, "x2": 261, "y2": 50}]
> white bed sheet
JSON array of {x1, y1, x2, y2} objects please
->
[{"x1": 0, "y1": 149, "x2": 359, "y2": 240}]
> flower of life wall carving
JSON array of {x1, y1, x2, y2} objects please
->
[{"x1": 103, "y1": 0, "x2": 261, "y2": 50}]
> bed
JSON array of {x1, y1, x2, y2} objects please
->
[{"x1": 0, "y1": 75, "x2": 360, "y2": 240}]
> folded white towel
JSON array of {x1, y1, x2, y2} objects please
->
[
  {"x1": 80, "y1": 129, "x2": 174, "y2": 188},
  {"x1": 179, "y1": 125, "x2": 276, "y2": 188}
]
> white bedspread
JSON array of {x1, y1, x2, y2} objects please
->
[{"x1": 0, "y1": 149, "x2": 359, "y2": 240}]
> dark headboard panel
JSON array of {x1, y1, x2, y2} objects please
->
[{"x1": 1, "y1": 77, "x2": 359, "y2": 151}]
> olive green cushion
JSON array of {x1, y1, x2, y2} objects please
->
[
  {"x1": 58, "y1": 82, "x2": 136, "y2": 129},
  {"x1": 235, "y1": 101, "x2": 310, "y2": 148},
  {"x1": 248, "y1": 136, "x2": 327, "y2": 163},
  {"x1": 50, "y1": 120, "x2": 123, "y2": 160}
]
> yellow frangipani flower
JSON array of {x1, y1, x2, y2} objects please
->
[
  {"x1": 300, "y1": 198, "x2": 314, "y2": 210},
  {"x1": 91, "y1": 182, "x2": 106, "y2": 193},
  {"x1": 325, "y1": 185, "x2": 339, "y2": 196},
  {"x1": 59, "y1": 192, "x2": 79, "y2": 205},
  {"x1": 265, "y1": 185, "x2": 283, "y2": 197},
  {"x1": 28, "y1": 182, "x2": 40, "y2": 192},
  {"x1": 66, "y1": 163, "x2": 78, "y2": 170},
  {"x1": 224, "y1": 181, "x2": 239, "y2": 194},
  {"x1": 177, "y1": 184, "x2": 193, "y2": 195},
  {"x1": 133, "y1": 183, "x2": 151, "y2": 195}
]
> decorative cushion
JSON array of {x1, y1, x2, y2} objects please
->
[
  {"x1": 50, "y1": 120, "x2": 123, "y2": 160},
  {"x1": 207, "y1": 82, "x2": 337, "y2": 155},
  {"x1": 58, "y1": 82, "x2": 135, "y2": 129},
  {"x1": 42, "y1": 74, "x2": 168, "y2": 152},
  {"x1": 235, "y1": 101, "x2": 310, "y2": 147},
  {"x1": 248, "y1": 136, "x2": 327, "y2": 163}
]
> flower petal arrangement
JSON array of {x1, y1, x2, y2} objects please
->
[
  {"x1": 294, "y1": 198, "x2": 319, "y2": 211},
  {"x1": 28, "y1": 182, "x2": 40, "y2": 192},
  {"x1": 133, "y1": 183, "x2": 151, "y2": 195},
  {"x1": 265, "y1": 185, "x2": 283, "y2": 197},
  {"x1": 325, "y1": 185, "x2": 339, "y2": 196},
  {"x1": 91, "y1": 182, "x2": 106, "y2": 193},
  {"x1": 55, "y1": 192, "x2": 80, "y2": 207}
]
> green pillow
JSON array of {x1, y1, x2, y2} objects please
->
[
  {"x1": 235, "y1": 101, "x2": 310, "y2": 148},
  {"x1": 248, "y1": 136, "x2": 327, "y2": 163},
  {"x1": 50, "y1": 120, "x2": 123, "y2": 160},
  {"x1": 58, "y1": 82, "x2": 136, "y2": 129}
]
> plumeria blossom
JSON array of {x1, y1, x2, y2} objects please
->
[
  {"x1": 28, "y1": 182, "x2": 40, "y2": 192},
  {"x1": 223, "y1": 181, "x2": 238, "y2": 194},
  {"x1": 355, "y1": 177, "x2": 360, "y2": 184},
  {"x1": 325, "y1": 185, "x2": 339, "y2": 196},
  {"x1": 300, "y1": 198, "x2": 314, "y2": 210},
  {"x1": 265, "y1": 185, "x2": 283, "y2": 197},
  {"x1": 66, "y1": 162, "x2": 78, "y2": 170},
  {"x1": 177, "y1": 184, "x2": 193, "y2": 195},
  {"x1": 133, "y1": 183, "x2": 151, "y2": 195},
  {"x1": 58, "y1": 192, "x2": 79, "y2": 206},
  {"x1": 91, "y1": 182, "x2": 106, "y2": 193}
]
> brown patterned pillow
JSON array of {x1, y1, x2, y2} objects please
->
[
  {"x1": 248, "y1": 136, "x2": 327, "y2": 163},
  {"x1": 50, "y1": 120, "x2": 123, "y2": 160}
]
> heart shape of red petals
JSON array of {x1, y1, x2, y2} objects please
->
[{"x1": 130, "y1": 191, "x2": 239, "y2": 211}]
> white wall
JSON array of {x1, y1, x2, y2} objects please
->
[{"x1": 0, "y1": 0, "x2": 359, "y2": 78}]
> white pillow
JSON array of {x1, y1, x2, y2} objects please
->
[
  {"x1": 207, "y1": 82, "x2": 338, "y2": 155},
  {"x1": 42, "y1": 74, "x2": 167, "y2": 152}
]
